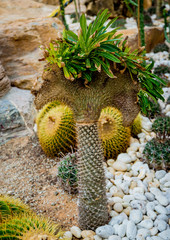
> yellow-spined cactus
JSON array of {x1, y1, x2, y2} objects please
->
[
  {"x1": 0, "y1": 214, "x2": 63, "y2": 240},
  {"x1": 131, "y1": 113, "x2": 142, "y2": 137},
  {"x1": 0, "y1": 195, "x2": 30, "y2": 223},
  {"x1": 36, "y1": 101, "x2": 76, "y2": 157},
  {"x1": 98, "y1": 107, "x2": 131, "y2": 159}
]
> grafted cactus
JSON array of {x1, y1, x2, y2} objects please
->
[{"x1": 32, "y1": 10, "x2": 164, "y2": 230}]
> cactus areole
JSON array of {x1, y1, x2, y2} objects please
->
[{"x1": 32, "y1": 10, "x2": 165, "y2": 230}]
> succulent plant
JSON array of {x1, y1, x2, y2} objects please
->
[
  {"x1": 0, "y1": 195, "x2": 30, "y2": 223},
  {"x1": 153, "y1": 43, "x2": 169, "y2": 53},
  {"x1": 145, "y1": 99, "x2": 161, "y2": 119},
  {"x1": 36, "y1": 102, "x2": 76, "y2": 157},
  {"x1": 143, "y1": 138, "x2": 170, "y2": 170},
  {"x1": 0, "y1": 214, "x2": 63, "y2": 240},
  {"x1": 152, "y1": 116, "x2": 170, "y2": 140},
  {"x1": 131, "y1": 113, "x2": 142, "y2": 137},
  {"x1": 58, "y1": 152, "x2": 78, "y2": 194},
  {"x1": 99, "y1": 107, "x2": 131, "y2": 159}
]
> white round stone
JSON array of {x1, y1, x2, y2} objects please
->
[
  {"x1": 158, "y1": 229, "x2": 170, "y2": 240},
  {"x1": 96, "y1": 225, "x2": 114, "y2": 238},
  {"x1": 129, "y1": 209, "x2": 143, "y2": 224},
  {"x1": 155, "y1": 170, "x2": 166, "y2": 180},
  {"x1": 150, "y1": 227, "x2": 158, "y2": 236},
  {"x1": 126, "y1": 220, "x2": 137, "y2": 239},
  {"x1": 108, "y1": 236, "x2": 121, "y2": 240},
  {"x1": 70, "y1": 226, "x2": 82, "y2": 238},
  {"x1": 94, "y1": 235, "x2": 102, "y2": 240},
  {"x1": 117, "y1": 153, "x2": 132, "y2": 163},
  {"x1": 154, "y1": 219, "x2": 167, "y2": 232},
  {"x1": 117, "y1": 224, "x2": 126, "y2": 237},
  {"x1": 137, "y1": 228, "x2": 151, "y2": 238},
  {"x1": 63, "y1": 231, "x2": 72, "y2": 240},
  {"x1": 114, "y1": 203, "x2": 123, "y2": 213},
  {"x1": 147, "y1": 210, "x2": 157, "y2": 220},
  {"x1": 138, "y1": 219, "x2": 153, "y2": 229},
  {"x1": 113, "y1": 162, "x2": 127, "y2": 171},
  {"x1": 155, "y1": 205, "x2": 168, "y2": 214}
]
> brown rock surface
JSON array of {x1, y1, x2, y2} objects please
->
[
  {"x1": 0, "y1": 0, "x2": 63, "y2": 90},
  {"x1": 35, "y1": 0, "x2": 59, "y2": 5},
  {"x1": 118, "y1": 27, "x2": 165, "y2": 52},
  {"x1": 0, "y1": 62, "x2": 11, "y2": 97}
]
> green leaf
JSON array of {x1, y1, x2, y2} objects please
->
[
  {"x1": 80, "y1": 13, "x2": 87, "y2": 41},
  {"x1": 66, "y1": 30, "x2": 78, "y2": 42},
  {"x1": 95, "y1": 58, "x2": 114, "y2": 78},
  {"x1": 100, "y1": 43, "x2": 120, "y2": 52},
  {"x1": 97, "y1": 51, "x2": 121, "y2": 63}
]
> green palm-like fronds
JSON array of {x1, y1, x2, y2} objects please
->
[{"x1": 45, "y1": 9, "x2": 166, "y2": 115}]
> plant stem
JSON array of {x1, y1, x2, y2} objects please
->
[
  {"x1": 138, "y1": 0, "x2": 145, "y2": 47},
  {"x1": 59, "y1": 0, "x2": 69, "y2": 30},
  {"x1": 73, "y1": 0, "x2": 79, "y2": 22},
  {"x1": 76, "y1": 122, "x2": 109, "y2": 230}
]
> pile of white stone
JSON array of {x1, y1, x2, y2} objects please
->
[{"x1": 64, "y1": 122, "x2": 169, "y2": 240}]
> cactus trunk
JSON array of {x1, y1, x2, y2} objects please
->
[{"x1": 76, "y1": 122, "x2": 109, "y2": 230}]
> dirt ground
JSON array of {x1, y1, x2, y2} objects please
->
[{"x1": 0, "y1": 135, "x2": 78, "y2": 230}]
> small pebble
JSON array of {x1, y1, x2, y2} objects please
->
[
  {"x1": 114, "y1": 203, "x2": 123, "y2": 213},
  {"x1": 70, "y1": 226, "x2": 82, "y2": 238},
  {"x1": 96, "y1": 225, "x2": 114, "y2": 238}
]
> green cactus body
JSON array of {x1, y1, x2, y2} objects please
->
[
  {"x1": 0, "y1": 215, "x2": 63, "y2": 240},
  {"x1": 143, "y1": 139, "x2": 170, "y2": 170},
  {"x1": 37, "y1": 103, "x2": 76, "y2": 157},
  {"x1": 58, "y1": 152, "x2": 78, "y2": 194},
  {"x1": 0, "y1": 195, "x2": 30, "y2": 223},
  {"x1": 77, "y1": 123, "x2": 109, "y2": 230},
  {"x1": 131, "y1": 113, "x2": 142, "y2": 137},
  {"x1": 152, "y1": 116, "x2": 170, "y2": 140},
  {"x1": 99, "y1": 107, "x2": 131, "y2": 159}
]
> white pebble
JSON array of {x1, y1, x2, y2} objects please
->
[
  {"x1": 70, "y1": 226, "x2": 82, "y2": 238},
  {"x1": 63, "y1": 231, "x2": 72, "y2": 240},
  {"x1": 126, "y1": 220, "x2": 137, "y2": 239},
  {"x1": 138, "y1": 219, "x2": 153, "y2": 229},
  {"x1": 129, "y1": 209, "x2": 143, "y2": 224},
  {"x1": 96, "y1": 225, "x2": 114, "y2": 238},
  {"x1": 117, "y1": 153, "x2": 132, "y2": 163}
]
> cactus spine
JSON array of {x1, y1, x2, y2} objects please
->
[
  {"x1": 0, "y1": 195, "x2": 30, "y2": 223},
  {"x1": 0, "y1": 215, "x2": 63, "y2": 240},
  {"x1": 36, "y1": 102, "x2": 76, "y2": 157},
  {"x1": 99, "y1": 107, "x2": 131, "y2": 159},
  {"x1": 77, "y1": 123, "x2": 109, "y2": 230}
]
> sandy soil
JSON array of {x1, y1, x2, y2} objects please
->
[{"x1": 0, "y1": 135, "x2": 78, "y2": 230}]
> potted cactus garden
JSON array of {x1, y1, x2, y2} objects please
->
[{"x1": 32, "y1": 9, "x2": 166, "y2": 230}]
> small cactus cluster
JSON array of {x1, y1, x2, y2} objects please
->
[
  {"x1": 36, "y1": 101, "x2": 76, "y2": 157},
  {"x1": 145, "y1": 99, "x2": 161, "y2": 119},
  {"x1": 0, "y1": 195, "x2": 63, "y2": 240},
  {"x1": 58, "y1": 152, "x2": 78, "y2": 194},
  {"x1": 143, "y1": 116, "x2": 170, "y2": 170},
  {"x1": 99, "y1": 107, "x2": 131, "y2": 159},
  {"x1": 153, "y1": 43, "x2": 169, "y2": 53}
]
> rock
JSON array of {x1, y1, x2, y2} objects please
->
[
  {"x1": 157, "y1": 214, "x2": 169, "y2": 222},
  {"x1": 150, "y1": 227, "x2": 158, "y2": 236},
  {"x1": 147, "y1": 210, "x2": 157, "y2": 220},
  {"x1": 138, "y1": 169, "x2": 146, "y2": 180},
  {"x1": 126, "y1": 220, "x2": 137, "y2": 239},
  {"x1": 156, "y1": 194, "x2": 169, "y2": 207},
  {"x1": 0, "y1": 100, "x2": 32, "y2": 145},
  {"x1": 108, "y1": 236, "x2": 121, "y2": 240},
  {"x1": 117, "y1": 224, "x2": 126, "y2": 237},
  {"x1": 131, "y1": 200, "x2": 146, "y2": 214},
  {"x1": 137, "y1": 228, "x2": 151, "y2": 238},
  {"x1": 110, "y1": 210, "x2": 119, "y2": 218},
  {"x1": 134, "y1": 193, "x2": 147, "y2": 201},
  {"x1": 117, "y1": 153, "x2": 132, "y2": 163},
  {"x1": 81, "y1": 230, "x2": 95, "y2": 239},
  {"x1": 114, "y1": 203, "x2": 123, "y2": 213},
  {"x1": 94, "y1": 235, "x2": 102, "y2": 240},
  {"x1": 155, "y1": 205, "x2": 168, "y2": 214},
  {"x1": 70, "y1": 226, "x2": 82, "y2": 238},
  {"x1": 0, "y1": 0, "x2": 63, "y2": 91},
  {"x1": 129, "y1": 209, "x2": 143, "y2": 224},
  {"x1": 107, "y1": 159, "x2": 115, "y2": 166},
  {"x1": 113, "y1": 162, "x2": 127, "y2": 171},
  {"x1": 154, "y1": 219, "x2": 167, "y2": 232},
  {"x1": 109, "y1": 215, "x2": 124, "y2": 226},
  {"x1": 1, "y1": 87, "x2": 36, "y2": 128},
  {"x1": 138, "y1": 219, "x2": 153, "y2": 229},
  {"x1": 155, "y1": 170, "x2": 166, "y2": 180},
  {"x1": 160, "y1": 173, "x2": 170, "y2": 185},
  {"x1": 146, "y1": 202, "x2": 155, "y2": 212},
  {"x1": 105, "y1": 171, "x2": 114, "y2": 179},
  {"x1": 123, "y1": 195, "x2": 135, "y2": 203},
  {"x1": 158, "y1": 229, "x2": 170, "y2": 240},
  {"x1": 145, "y1": 192, "x2": 155, "y2": 201},
  {"x1": 63, "y1": 231, "x2": 72, "y2": 240},
  {"x1": 96, "y1": 225, "x2": 114, "y2": 238},
  {"x1": 0, "y1": 62, "x2": 11, "y2": 97},
  {"x1": 123, "y1": 207, "x2": 131, "y2": 216}
]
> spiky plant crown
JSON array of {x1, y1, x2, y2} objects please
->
[
  {"x1": 0, "y1": 214, "x2": 63, "y2": 240},
  {"x1": 0, "y1": 195, "x2": 30, "y2": 223},
  {"x1": 152, "y1": 116, "x2": 170, "y2": 141},
  {"x1": 98, "y1": 107, "x2": 131, "y2": 159},
  {"x1": 131, "y1": 112, "x2": 142, "y2": 137},
  {"x1": 44, "y1": 9, "x2": 165, "y2": 115},
  {"x1": 36, "y1": 101, "x2": 76, "y2": 157},
  {"x1": 143, "y1": 138, "x2": 170, "y2": 171},
  {"x1": 58, "y1": 152, "x2": 78, "y2": 194}
]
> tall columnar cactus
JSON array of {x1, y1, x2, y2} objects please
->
[
  {"x1": 138, "y1": 0, "x2": 145, "y2": 47},
  {"x1": 32, "y1": 10, "x2": 165, "y2": 230}
]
